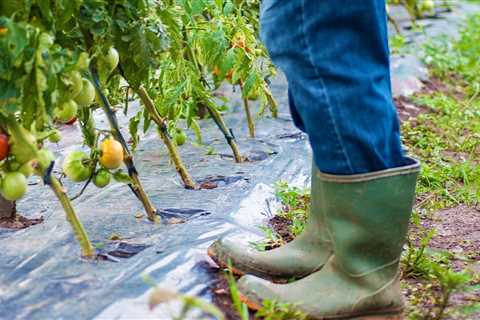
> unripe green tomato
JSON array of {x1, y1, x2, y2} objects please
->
[
  {"x1": 76, "y1": 52, "x2": 90, "y2": 70},
  {"x1": 48, "y1": 130, "x2": 62, "y2": 143},
  {"x1": 19, "y1": 160, "x2": 35, "y2": 177},
  {"x1": 36, "y1": 149, "x2": 55, "y2": 171},
  {"x1": 175, "y1": 129, "x2": 187, "y2": 146},
  {"x1": 105, "y1": 47, "x2": 119, "y2": 72},
  {"x1": 68, "y1": 71, "x2": 83, "y2": 99},
  {"x1": 74, "y1": 79, "x2": 96, "y2": 106},
  {"x1": 93, "y1": 169, "x2": 111, "y2": 188},
  {"x1": 55, "y1": 100, "x2": 78, "y2": 123},
  {"x1": 63, "y1": 151, "x2": 93, "y2": 182},
  {"x1": 421, "y1": 0, "x2": 434, "y2": 11},
  {"x1": 1, "y1": 172, "x2": 27, "y2": 201}
]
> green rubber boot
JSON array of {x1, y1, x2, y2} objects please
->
[
  {"x1": 208, "y1": 163, "x2": 333, "y2": 279},
  {"x1": 237, "y1": 159, "x2": 420, "y2": 319}
]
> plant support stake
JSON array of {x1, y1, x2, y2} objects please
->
[
  {"x1": 135, "y1": 86, "x2": 197, "y2": 189},
  {"x1": 90, "y1": 69, "x2": 159, "y2": 222},
  {"x1": 240, "y1": 82, "x2": 255, "y2": 138},
  {"x1": 205, "y1": 101, "x2": 243, "y2": 162}
]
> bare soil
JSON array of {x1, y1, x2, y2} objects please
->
[{"x1": 0, "y1": 214, "x2": 44, "y2": 229}]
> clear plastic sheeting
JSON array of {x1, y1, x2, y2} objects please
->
[
  {"x1": 0, "y1": 71, "x2": 313, "y2": 319},
  {"x1": 1, "y1": 4, "x2": 479, "y2": 319}
]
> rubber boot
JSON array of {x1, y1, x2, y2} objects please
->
[
  {"x1": 237, "y1": 159, "x2": 420, "y2": 319},
  {"x1": 207, "y1": 163, "x2": 333, "y2": 279}
]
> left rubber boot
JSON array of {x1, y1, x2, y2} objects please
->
[
  {"x1": 237, "y1": 159, "x2": 420, "y2": 319},
  {"x1": 207, "y1": 163, "x2": 332, "y2": 280}
]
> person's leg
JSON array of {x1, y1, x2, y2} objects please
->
[
  {"x1": 208, "y1": 2, "x2": 419, "y2": 310},
  {"x1": 260, "y1": 0, "x2": 407, "y2": 174},
  {"x1": 232, "y1": 1, "x2": 420, "y2": 318}
]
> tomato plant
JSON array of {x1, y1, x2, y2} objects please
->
[
  {"x1": 0, "y1": 14, "x2": 94, "y2": 257},
  {"x1": 0, "y1": 0, "x2": 280, "y2": 257}
]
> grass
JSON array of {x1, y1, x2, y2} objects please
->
[{"x1": 403, "y1": 93, "x2": 480, "y2": 211}]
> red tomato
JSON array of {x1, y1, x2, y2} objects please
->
[{"x1": 0, "y1": 133, "x2": 9, "y2": 161}]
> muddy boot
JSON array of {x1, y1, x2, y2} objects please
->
[
  {"x1": 237, "y1": 159, "x2": 420, "y2": 319},
  {"x1": 208, "y1": 163, "x2": 333, "y2": 279}
]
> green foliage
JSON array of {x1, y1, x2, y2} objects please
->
[
  {"x1": 274, "y1": 181, "x2": 310, "y2": 236},
  {"x1": 422, "y1": 14, "x2": 480, "y2": 95},
  {"x1": 255, "y1": 300, "x2": 307, "y2": 320}
]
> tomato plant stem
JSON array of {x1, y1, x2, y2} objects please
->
[
  {"x1": 387, "y1": 13, "x2": 402, "y2": 34},
  {"x1": 48, "y1": 175, "x2": 94, "y2": 258},
  {"x1": 240, "y1": 83, "x2": 255, "y2": 138},
  {"x1": 182, "y1": 36, "x2": 243, "y2": 161},
  {"x1": 205, "y1": 102, "x2": 243, "y2": 163},
  {"x1": 90, "y1": 70, "x2": 159, "y2": 222},
  {"x1": 263, "y1": 84, "x2": 278, "y2": 118},
  {"x1": 136, "y1": 86, "x2": 197, "y2": 190}
]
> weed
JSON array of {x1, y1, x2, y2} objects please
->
[{"x1": 225, "y1": 260, "x2": 250, "y2": 320}]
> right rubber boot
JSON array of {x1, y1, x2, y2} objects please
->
[{"x1": 208, "y1": 163, "x2": 333, "y2": 280}]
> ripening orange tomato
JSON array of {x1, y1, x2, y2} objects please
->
[{"x1": 99, "y1": 138, "x2": 124, "y2": 169}]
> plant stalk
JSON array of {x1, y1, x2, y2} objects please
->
[
  {"x1": 90, "y1": 70, "x2": 158, "y2": 222},
  {"x1": 136, "y1": 86, "x2": 196, "y2": 189},
  {"x1": 205, "y1": 103, "x2": 243, "y2": 162},
  {"x1": 263, "y1": 84, "x2": 278, "y2": 118},
  {"x1": 48, "y1": 175, "x2": 94, "y2": 258},
  {"x1": 182, "y1": 35, "x2": 243, "y2": 161},
  {"x1": 240, "y1": 82, "x2": 255, "y2": 138}
]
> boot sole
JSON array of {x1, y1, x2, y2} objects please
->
[
  {"x1": 238, "y1": 292, "x2": 404, "y2": 320},
  {"x1": 207, "y1": 246, "x2": 246, "y2": 277},
  {"x1": 207, "y1": 246, "x2": 317, "y2": 281}
]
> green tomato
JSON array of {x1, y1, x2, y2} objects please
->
[
  {"x1": 74, "y1": 79, "x2": 96, "y2": 106},
  {"x1": 105, "y1": 47, "x2": 119, "y2": 72},
  {"x1": 19, "y1": 160, "x2": 35, "y2": 177},
  {"x1": 175, "y1": 129, "x2": 187, "y2": 146},
  {"x1": 421, "y1": 0, "x2": 434, "y2": 11},
  {"x1": 36, "y1": 149, "x2": 55, "y2": 171},
  {"x1": 93, "y1": 169, "x2": 111, "y2": 188},
  {"x1": 62, "y1": 151, "x2": 93, "y2": 182},
  {"x1": 55, "y1": 100, "x2": 78, "y2": 124},
  {"x1": 48, "y1": 130, "x2": 62, "y2": 143},
  {"x1": 76, "y1": 52, "x2": 90, "y2": 70},
  {"x1": 1, "y1": 172, "x2": 27, "y2": 201},
  {"x1": 67, "y1": 71, "x2": 83, "y2": 99}
]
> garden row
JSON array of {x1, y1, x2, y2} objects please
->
[{"x1": 0, "y1": 0, "x2": 447, "y2": 258}]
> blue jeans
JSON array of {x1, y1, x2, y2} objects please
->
[{"x1": 260, "y1": 0, "x2": 409, "y2": 174}]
